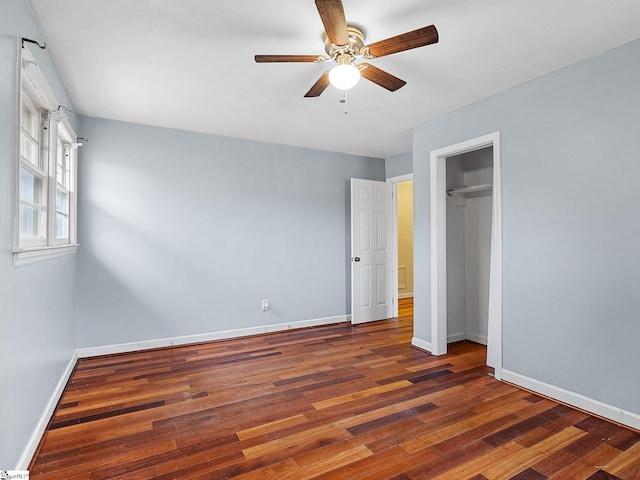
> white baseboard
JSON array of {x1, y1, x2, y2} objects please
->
[
  {"x1": 398, "y1": 292, "x2": 414, "y2": 300},
  {"x1": 466, "y1": 332, "x2": 488, "y2": 345},
  {"x1": 447, "y1": 332, "x2": 467, "y2": 343},
  {"x1": 77, "y1": 315, "x2": 350, "y2": 358},
  {"x1": 502, "y1": 369, "x2": 640, "y2": 432},
  {"x1": 17, "y1": 350, "x2": 78, "y2": 470},
  {"x1": 411, "y1": 337, "x2": 433, "y2": 353},
  {"x1": 446, "y1": 332, "x2": 488, "y2": 345}
]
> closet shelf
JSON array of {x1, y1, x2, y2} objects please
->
[{"x1": 447, "y1": 183, "x2": 493, "y2": 197}]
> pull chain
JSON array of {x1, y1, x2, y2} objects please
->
[
  {"x1": 340, "y1": 90, "x2": 349, "y2": 115},
  {"x1": 339, "y1": 90, "x2": 350, "y2": 115},
  {"x1": 344, "y1": 89, "x2": 349, "y2": 115}
]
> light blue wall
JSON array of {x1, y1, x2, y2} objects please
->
[
  {"x1": 385, "y1": 151, "x2": 412, "y2": 178},
  {"x1": 0, "y1": 0, "x2": 78, "y2": 468},
  {"x1": 76, "y1": 117, "x2": 384, "y2": 348},
  {"x1": 413, "y1": 39, "x2": 640, "y2": 414}
]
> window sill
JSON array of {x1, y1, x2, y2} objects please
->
[{"x1": 13, "y1": 244, "x2": 79, "y2": 267}]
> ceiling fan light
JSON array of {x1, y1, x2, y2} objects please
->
[{"x1": 329, "y1": 64, "x2": 360, "y2": 90}]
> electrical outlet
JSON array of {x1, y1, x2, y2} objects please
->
[{"x1": 261, "y1": 299, "x2": 269, "y2": 312}]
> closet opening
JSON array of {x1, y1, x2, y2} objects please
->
[{"x1": 446, "y1": 147, "x2": 493, "y2": 347}]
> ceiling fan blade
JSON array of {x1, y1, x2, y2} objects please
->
[
  {"x1": 315, "y1": 0, "x2": 349, "y2": 46},
  {"x1": 365, "y1": 25, "x2": 438, "y2": 58},
  {"x1": 358, "y1": 63, "x2": 406, "y2": 92},
  {"x1": 304, "y1": 71, "x2": 331, "y2": 97},
  {"x1": 255, "y1": 55, "x2": 324, "y2": 63}
]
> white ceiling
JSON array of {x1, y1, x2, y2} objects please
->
[{"x1": 28, "y1": 0, "x2": 640, "y2": 158}]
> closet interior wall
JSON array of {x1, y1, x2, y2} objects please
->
[{"x1": 446, "y1": 147, "x2": 493, "y2": 344}]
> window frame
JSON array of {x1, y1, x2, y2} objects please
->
[
  {"x1": 18, "y1": 91, "x2": 49, "y2": 248},
  {"x1": 52, "y1": 122, "x2": 77, "y2": 245},
  {"x1": 14, "y1": 42, "x2": 79, "y2": 267}
]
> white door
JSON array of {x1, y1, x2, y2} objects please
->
[{"x1": 351, "y1": 179, "x2": 393, "y2": 324}]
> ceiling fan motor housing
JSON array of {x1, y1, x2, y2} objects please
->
[{"x1": 324, "y1": 24, "x2": 367, "y2": 62}]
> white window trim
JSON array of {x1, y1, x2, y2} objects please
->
[
  {"x1": 14, "y1": 41, "x2": 79, "y2": 267},
  {"x1": 14, "y1": 244, "x2": 79, "y2": 267}
]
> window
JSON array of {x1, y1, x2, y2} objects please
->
[
  {"x1": 14, "y1": 44, "x2": 78, "y2": 266},
  {"x1": 55, "y1": 124, "x2": 74, "y2": 242}
]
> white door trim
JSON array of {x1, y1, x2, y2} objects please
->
[
  {"x1": 387, "y1": 173, "x2": 413, "y2": 318},
  {"x1": 429, "y1": 132, "x2": 503, "y2": 379}
]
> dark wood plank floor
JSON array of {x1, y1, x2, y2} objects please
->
[{"x1": 30, "y1": 298, "x2": 640, "y2": 479}]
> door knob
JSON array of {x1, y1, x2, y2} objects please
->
[{"x1": 353, "y1": 257, "x2": 361, "y2": 262}]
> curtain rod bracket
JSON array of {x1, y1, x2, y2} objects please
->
[{"x1": 22, "y1": 37, "x2": 46, "y2": 49}]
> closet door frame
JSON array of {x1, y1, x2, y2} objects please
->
[{"x1": 429, "y1": 132, "x2": 503, "y2": 379}]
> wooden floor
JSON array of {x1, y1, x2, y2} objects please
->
[{"x1": 30, "y1": 298, "x2": 640, "y2": 479}]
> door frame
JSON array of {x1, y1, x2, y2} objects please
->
[
  {"x1": 387, "y1": 173, "x2": 413, "y2": 319},
  {"x1": 429, "y1": 132, "x2": 503, "y2": 379}
]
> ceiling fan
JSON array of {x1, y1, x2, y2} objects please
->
[{"x1": 255, "y1": 0, "x2": 439, "y2": 97}]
